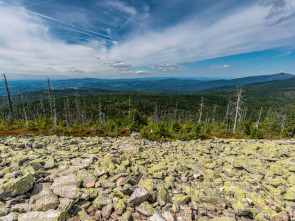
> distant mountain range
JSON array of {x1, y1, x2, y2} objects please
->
[
  {"x1": 208, "y1": 75, "x2": 295, "y2": 101},
  {"x1": 0, "y1": 73, "x2": 293, "y2": 97}
]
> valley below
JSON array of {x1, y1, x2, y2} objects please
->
[{"x1": 0, "y1": 136, "x2": 295, "y2": 221}]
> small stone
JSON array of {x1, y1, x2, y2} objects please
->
[
  {"x1": 114, "y1": 198, "x2": 126, "y2": 215},
  {"x1": 0, "y1": 212, "x2": 18, "y2": 221},
  {"x1": 162, "y1": 211, "x2": 176, "y2": 221},
  {"x1": 148, "y1": 212, "x2": 166, "y2": 221},
  {"x1": 31, "y1": 187, "x2": 59, "y2": 211},
  {"x1": 93, "y1": 194, "x2": 112, "y2": 209},
  {"x1": 11, "y1": 203, "x2": 31, "y2": 213},
  {"x1": 77, "y1": 170, "x2": 96, "y2": 187},
  {"x1": 121, "y1": 211, "x2": 133, "y2": 221},
  {"x1": 127, "y1": 186, "x2": 150, "y2": 205},
  {"x1": 44, "y1": 158, "x2": 56, "y2": 169},
  {"x1": 270, "y1": 212, "x2": 288, "y2": 221},
  {"x1": 117, "y1": 177, "x2": 126, "y2": 186},
  {"x1": 110, "y1": 173, "x2": 129, "y2": 183},
  {"x1": 58, "y1": 198, "x2": 74, "y2": 211},
  {"x1": 85, "y1": 181, "x2": 95, "y2": 188},
  {"x1": 172, "y1": 194, "x2": 190, "y2": 205},
  {"x1": 102, "y1": 204, "x2": 113, "y2": 219},
  {"x1": 136, "y1": 202, "x2": 155, "y2": 217},
  {"x1": 0, "y1": 202, "x2": 10, "y2": 217},
  {"x1": 157, "y1": 187, "x2": 169, "y2": 206},
  {"x1": 52, "y1": 185, "x2": 81, "y2": 200},
  {"x1": 18, "y1": 210, "x2": 68, "y2": 221},
  {"x1": 181, "y1": 176, "x2": 188, "y2": 183},
  {"x1": 78, "y1": 210, "x2": 91, "y2": 221}
]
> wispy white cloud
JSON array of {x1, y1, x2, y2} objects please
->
[
  {"x1": 210, "y1": 65, "x2": 231, "y2": 69},
  {"x1": 151, "y1": 64, "x2": 185, "y2": 72},
  {"x1": 119, "y1": 70, "x2": 150, "y2": 76},
  {"x1": 0, "y1": 0, "x2": 295, "y2": 78},
  {"x1": 106, "y1": 0, "x2": 137, "y2": 16}
]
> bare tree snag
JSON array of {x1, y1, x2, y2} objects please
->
[
  {"x1": 233, "y1": 85, "x2": 242, "y2": 134},
  {"x1": 256, "y1": 107, "x2": 262, "y2": 129},
  {"x1": 51, "y1": 98, "x2": 57, "y2": 130},
  {"x1": 41, "y1": 92, "x2": 46, "y2": 117},
  {"x1": 20, "y1": 87, "x2": 29, "y2": 130},
  {"x1": 3, "y1": 74, "x2": 13, "y2": 126},
  {"x1": 225, "y1": 96, "x2": 232, "y2": 135},
  {"x1": 198, "y1": 96, "x2": 204, "y2": 124}
]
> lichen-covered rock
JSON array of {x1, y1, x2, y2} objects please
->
[
  {"x1": 113, "y1": 197, "x2": 126, "y2": 215},
  {"x1": 52, "y1": 185, "x2": 80, "y2": 200},
  {"x1": 11, "y1": 203, "x2": 31, "y2": 213},
  {"x1": 51, "y1": 174, "x2": 80, "y2": 188},
  {"x1": 162, "y1": 211, "x2": 176, "y2": 221},
  {"x1": 0, "y1": 202, "x2": 9, "y2": 217},
  {"x1": 102, "y1": 204, "x2": 113, "y2": 219},
  {"x1": 31, "y1": 187, "x2": 59, "y2": 211},
  {"x1": 120, "y1": 211, "x2": 133, "y2": 221},
  {"x1": 0, "y1": 212, "x2": 18, "y2": 221},
  {"x1": 77, "y1": 210, "x2": 91, "y2": 221},
  {"x1": 18, "y1": 210, "x2": 68, "y2": 221},
  {"x1": 0, "y1": 173, "x2": 34, "y2": 198},
  {"x1": 93, "y1": 194, "x2": 112, "y2": 209},
  {"x1": 157, "y1": 187, "x2": 169, "y2": 206},
  {"x1": 51, "y1": 174, "x2": 81, "y2": 199},
  {"x1": 136, "y1": 202, "x2": 155, "y2": 217},
  {"x1": 2, "y1": 136, "x2": 295, "y2": 220},
  {"x1": 76, "y1": 170, "x2": 96, "y2": 187},
  {"x1": 172, "y1": 194, "x2": 190, "y2": 205},
  {"x1": 58, "y1": 198, "x2": 74, "y2": 211},
  {"x1": 44, "y1": 158, "x2": 56, "y2": 169}
]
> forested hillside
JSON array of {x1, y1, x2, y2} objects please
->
[{"x1": 0, "y1": 75, "x2": 294, "y2": 140}]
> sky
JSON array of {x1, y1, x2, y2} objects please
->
[{"x1": 0, "y1": 0, "x2": 295, "y2": 79}]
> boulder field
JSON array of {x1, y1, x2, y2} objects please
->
[{"x1": 0, "y1": 135, "x2": 295, "y2": 220}]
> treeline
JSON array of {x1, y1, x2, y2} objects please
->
[{"x1": 0, "y1": 74, "x2": 294, "y2": 140}]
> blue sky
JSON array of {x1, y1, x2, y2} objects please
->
[{"x1": 0, "y1": 0, "x2": 295, "y2": 79}]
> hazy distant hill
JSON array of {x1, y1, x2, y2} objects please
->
[
  {"x1": 0, "y1": 73, "x2": 293, "y2": 96},
  {"x1": 208, "y1": 76, "x2": 295, "y2": 101}
]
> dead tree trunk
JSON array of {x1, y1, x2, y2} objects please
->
[
  {"x1": 281, "y1": 115, "x2": 286, "y2": 133},
  {"x1": 3, "y1": 74, "x2": 13, "y2": 126},
  {"x1": 256, "y1": 107, "x2": 262, "y2": 129},
  {"x1": 20, "y1": 87, "x2": 29, "y2": 130},
  {"x1": 198, "y1": 96, "x2": 204, "y2": 124},
  {"x1": 233, "y1": 85, "x2": 242, "y2": 134},
  {"x1": 41, "y1": 92, "x2": 46, "y2": 117},
  {"x1": 51, "y1": 98, "x2": 57, "y2": 130}
]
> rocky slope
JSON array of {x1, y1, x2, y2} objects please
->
[{"x1": 0, "y1": 135, "x2": 295, "y2": 220}]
